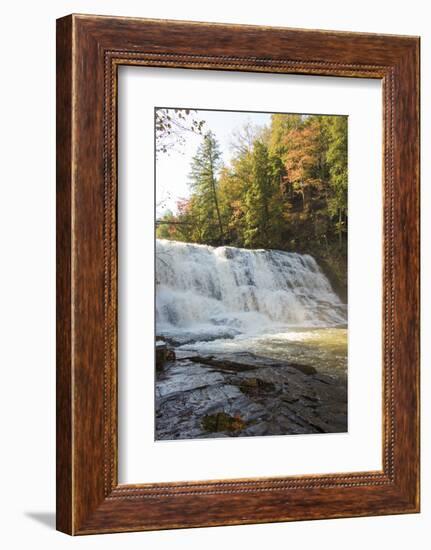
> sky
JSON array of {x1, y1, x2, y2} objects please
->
[{"x1": 156, "y1": 109, "x2": 271, "y2": 217}]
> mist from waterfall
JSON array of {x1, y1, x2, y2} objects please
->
[{"x1": 156, "y1": 239, "x2": 346, "y2": 343}]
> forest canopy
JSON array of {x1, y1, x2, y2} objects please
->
[{"x1": 156, "y1": 112, "x2": 348, "y2": 298}]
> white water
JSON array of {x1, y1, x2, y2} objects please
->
[{"x1": 156, "y1": 239, "x2": 346, "y2": 343}]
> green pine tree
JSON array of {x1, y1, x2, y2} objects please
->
[
  {"x1": 188, "y1": 131, "x2": 224, "y2": 245},
  {"x1": 244, "y1": 141, "x2": 283, "y2": 249},
  {"x1": 326, "y1": 116, "x2": 348, "y2": 245}
]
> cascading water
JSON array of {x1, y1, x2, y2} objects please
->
[{"x1": 156, "y1": 239, "x2": 346, "y2": 344}]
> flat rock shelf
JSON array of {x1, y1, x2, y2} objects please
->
[{"x1": 155, "y1": 350, "x2": 347, "y2": 440}]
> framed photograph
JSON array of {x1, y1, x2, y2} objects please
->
[
  {"x1": 153, "y1": 107, "x2": 349, "y2": 442},
  {"x1": 56, "y1": 14, "x2": 420, "y2": 534}
]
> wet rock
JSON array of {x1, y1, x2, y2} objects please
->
[
  {"x1": 157, "y1": 328, "x2": 240, "y2": 346},
  {"x1": 155, "y1": 341, "x2": 168, "y2": 370},
  {"x1": 202, "y1": 412, "x2": 246, "y2": 433},
  {"x1": 239, "y1": 377, "x2": 276, "y2": 397},
  {"x1": 175, "y1": 350, "x2": 201, "y2": 361},
  {"x1": 287, "y1": 363, "x2": 317, "y2": 375},
  {"x1": 156, "y1": 341, "x2": 176, "y2": 368},
  {"x1": 155, "y1": 351, "x2": 347, "y2": 440},
  {"x1": 188, "y1": 353, "x2": 317, "y2": 375},
  {"x1": 189, "y1": 355, "x2": 257, "y2": 372}
]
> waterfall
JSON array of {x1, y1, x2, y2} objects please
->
[{"x1": 156, "y1": 239, "x2": 346, "y2": 339}]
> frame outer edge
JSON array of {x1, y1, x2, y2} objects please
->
[
  {"x1": 56, "y1": 14, "x2": 74, "y2": 535},
  {"x1": 393, "y1": 38, "x2": 420, "y2": 511},
  {"x1": 56, "y1": 14, "x2": 421, "y2": 535}
]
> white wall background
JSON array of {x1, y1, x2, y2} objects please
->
[{"x1": 0, "y1": 1, "x2": 427, "y2": 548}]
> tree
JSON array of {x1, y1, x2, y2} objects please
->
[
  {"x1": 244, "y1": 141, "x2": 283, "y2": 249},
  {"x1": 325, "y1": 116, "x2": 348, "y2": 245},
  {"x1": 229, "y1": 122, "x2": 264, "y2": 156},
  {"x1": 155, "y1": 199, "x2": 198, "y2": 242},
  {"x1": 188, "y1": 131, "x2": 225, "y2": 244},
  {"x1": 283, "y1": 117, "x2": 329, "y2": 210},
  {"x1": 155, "y1": 108, "x2": 205, "y2": 156},
  {"x1": 268, "y1": 113, "x2": 302, "y2": 157},
  {"x1": 156, "y1": 210, "x2": 176, "y2": 239}
]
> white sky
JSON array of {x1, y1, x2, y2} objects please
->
[{"x1": 156, "y1": 109, "x2": 271, "y2": 217}]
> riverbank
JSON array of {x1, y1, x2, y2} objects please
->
[{"x1": 155, "y1": 347, "x2": 347, "y2": 440}]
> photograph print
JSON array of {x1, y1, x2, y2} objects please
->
[{"x1": 155, "y1": 107, "x2": 348, "y2": 440}]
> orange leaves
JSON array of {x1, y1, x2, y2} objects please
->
[{"x1": 284, "y1": 119, "x2": 325, "y2": 187}]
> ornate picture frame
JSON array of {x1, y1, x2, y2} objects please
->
[{"x1": 56, "y1": 14, "x2": 420, "y2": 534}]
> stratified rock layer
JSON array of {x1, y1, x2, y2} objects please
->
[{"x1": 155, "y1": 351, "x2": 347, "y2": 440}]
